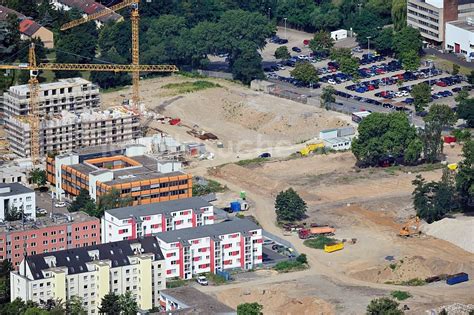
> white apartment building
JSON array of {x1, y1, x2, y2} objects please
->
[
  {"x1": 445, "y1": 18, "x2": 474, "y2": 60},
  {"x1": 156, "y1": 219, "x2": 263, "y2": 280},
  {"x1": 1, "y1": 78, "x2": 100, "y2": 122},
  {"x1": 101, "y1": 197, "x2": 215, "y2": 243},
  {"x1": 0, "y1": 183, "x2": 35, "y2": 221},
  {"x1": 10, "y1": 237, "x2": 166, "y2": 314},
  {"x1": 6, "y1": 106, "x2": 141, "y2": 158},
  {"x1": 407, "y1": 0, "x2": 473, "y2": 45}
]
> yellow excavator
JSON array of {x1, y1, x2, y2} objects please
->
[
  {"x1": 299, "y1": 142, "x2": 325, "y2": 156},
  {"x1": 399, "y1": 216, "x2": 421, "y2": 237}
]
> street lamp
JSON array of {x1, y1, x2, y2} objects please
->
[
  {"x1": 367, "y1": 36, "x2": 372, "y2": 56},
  {"x1": 284, "y1": 17, "x2": 287, "y2": 40},
  {"x1": 267, "y1": 7, "x2": 271, "y2": 20}
]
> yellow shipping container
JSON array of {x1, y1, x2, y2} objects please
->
[{"x1": 324, "y1": 243, "x2": 344, "y2": 253}]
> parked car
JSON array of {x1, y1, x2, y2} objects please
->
[
  {"x1": 259, "y1": 152, "x2": 271, "y2": 158},
  {"x1": 263, "y1": 239, "x2": 275, "y2": 246},
  {"x1": 36, "y1": 207, "x2": 47, "y2": 215},
  {"x1": 197, "y1": 276, "x2": 208, "y2": 286},
  {"x1": 292, "y1": 47, "x2": 302, "y2": 53},
  {"x1": 327, "y1": 79, "x2": 336, "y2": 85},
  {"x1": 54, "y1": 202, "x2": 66, "y2": 208}
]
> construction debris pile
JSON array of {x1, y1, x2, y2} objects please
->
[{"x1": 428, "y1": 303, "x2": 474, "y2": 315}]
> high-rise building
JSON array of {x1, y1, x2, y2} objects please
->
[
  {"x1": 407, "y1": 0, "x2": 474, "y2": 45},
  {"x1": 46, "y1": 144, "x2": 193, "y2": 205},
  {"x1": 10, "y1": 237, "x2": 166, "y2": 314},
  {"x1": 101, "y1": 197, "x2": 215, "y2": 243},
  {"x1": 0, "y1": 212, "x2": 100, "y2": 269},
  {"x1": 155, "y1": 219, "x2": 263, "y2": 280}
]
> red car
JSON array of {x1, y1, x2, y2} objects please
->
[
  {"x1": 436, "y1": 81, "x2": 447, "y2": 87},
  {"x1": 367, "y1": 85, "x2": 375, "y2": 91},
  {"x1": 376, "y1": 68, "x2": 385, "y2": 74}
]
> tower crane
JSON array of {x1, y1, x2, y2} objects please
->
[
  {"x1": 60, "y1": 0, "x2": 144, "y2": 107},
  {"x1": 0, "y1": 44, "x2": 178, "y2": 164}
]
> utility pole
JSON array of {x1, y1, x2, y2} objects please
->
[{"x1": 284, "y1": 18, "x2": 288, "y2": 40}]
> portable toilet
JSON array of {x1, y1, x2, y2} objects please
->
[
  {"x1": 230, "y1": 201, "x2": 241, "y2": 213},
  {"x1": 240, "y1": 191, "x2": 246, "y2": 200}
]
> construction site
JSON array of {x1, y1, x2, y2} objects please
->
[{"x1": 0, "y1": 1, "x2": 472, "y2": 314}]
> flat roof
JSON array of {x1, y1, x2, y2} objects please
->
[
  {"x1": 159, "y1": 287, "x2": 236, "y2": 315},
  {"x1": 324, "y1": 137, "x2": 352, "y2": 144},
  {"x1": 8, "y1": 78, "x2": 92, "y2": 94},
  {"x1": 448, "y1": 19, "x2": 474, "y2": 32},
  {"x1": 0, "y1": 211, "x2": 98, "y2": 233},
  {"x1": 155, "y1": 219, "x2": 260, "y2": 244},
  {"x1": 106, "y1": 197, "x2": 212, "y2": 220},
  {"x1": 0, "y1": 183, "x2": 33, "y2": 197},
  {"x1": 26, "y1": 236, "x2": 162, "y2": 280}
]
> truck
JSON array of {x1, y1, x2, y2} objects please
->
[
  {"x1": 446, "y1": 272, "x2": 469, "y2": 285},
  {"x1": 299, "y1": 142, "x2": 324, "y2": 156},
  {"x1": 298, "y1": 226, "x2": 336, "y2": 239}
]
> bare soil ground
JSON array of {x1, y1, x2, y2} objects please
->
[{"x1": 102, "y1": 76, "x2": 352, "y2": 154}]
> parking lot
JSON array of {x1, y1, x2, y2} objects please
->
[{"x1": 261, "y1": 236, "x2": 296, "y2": 265}]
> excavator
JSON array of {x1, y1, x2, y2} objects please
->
[{"x1": 399, "y1": 216, "x2": 421, "y2": 237}]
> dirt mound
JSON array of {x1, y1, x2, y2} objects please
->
[
  {"x1": 349, "y1": 255, "x2": 473, "y2": 284},
  {"x1": 215, "y1": 286, "x2": 335, "y2": 315},
  {"x1": 422, "y1": 217, "x2": 474, "y2": 253}
]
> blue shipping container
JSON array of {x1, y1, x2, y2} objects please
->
[
  {"x1": 230, "y1": 201, "x2": 241, "y2": 213},
  {"x1": 446, "y1": 273, "x2": 469, "y2": 285}
]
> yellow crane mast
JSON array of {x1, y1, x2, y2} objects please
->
[
  {"x1": 60, "y1": 0, "x2": 143, "y2": 107},
  {"x1": 0, "y1": 44, "x2": 178, "y2": 164}
]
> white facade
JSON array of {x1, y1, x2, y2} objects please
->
[
  {"x1": 323, "y1": 137, "x2": 352, "y2": 151},
  {"x1": 445, "y1": 19, "x2": 474, "y2": 60},
  {"x1": 10, "y1": 237, "x2": 166, "y2": 314},
  {"x1": 156, "y1": 220, "x2": 263, "y2": 280},
  {"x1": 0, "y1": 183, "x2": 35, "y2": 221},
  {"x1": 330, "y1": 29, "x2": 347, "y2": 41},
  {"x1": 101, "y1": 197, "x2": 215, "y2": 243}
]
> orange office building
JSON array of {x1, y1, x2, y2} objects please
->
[{"x1": 46, "y1": 144, "x2": 192, "y2": 206}]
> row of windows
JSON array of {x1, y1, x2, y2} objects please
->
[{"x1": 120, "y1": 179, "x2": 189, "y2": 194}]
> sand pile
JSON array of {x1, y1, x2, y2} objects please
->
[
  {"x1": 215, "y1": 286, "x2": 334, "y2": 315},
  {"x1": 428, "y1": 303, "x2": 474, "y2": 315},
  {"x1": 349, "y1": 255, "x2": 473, "y2": 284},
  {"x1": 422, "y1": 217, "x2": 474, "y2": 253}
]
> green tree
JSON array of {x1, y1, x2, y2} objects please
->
[
  {"x1": 352, "y1": 112, "x2": 420, "y2": 167},
  {"x1": 237, "y1": 302, "x2": 263, "y2": 315},
  {"x1": 68, "y1": 189, "x2": 96, "y2": 214},
  {"x1": 456, "y1": 140, "x2": 474, "y2": 211},
  {"x1": 290, "y1": 61, "x2": 318, "y2": 85},
  {"x1": 29, "y1": 168, "x2": 46, "y2": 187},
  {"x1": 320, "y1": 85, "x2": 336, "y2": 109},
  {"x1": 309, "y1": 4, "x2": 342, "y2": 31},
  {"x1": 353, "y1": 10, "x2": 383, "y2": 47},
  {"x1": 0, "y1": 15, "x2": 20, "y2": 61},
  {"x1": 296, "y1": 253, "x2": 308, "y2": 264},
  {"x1": 400, "y1": 50, "x2": 420, "y2": 71},
  {"x1": 393, "y1": 26, "x2": 422, "y2": 57},
  {"x1": 96, "y1": 188, "x2": 132, "y2": 218},
  {"x1": 99, "y1": 293, "x2": 121, "y2": 315},
  {"x1": 330, "y1": 48, "x2": 351, "y2": 63},
  {"x1": 275, "y1": 187, "x2": 307, "y2": 222},
  {"x1": 392, "y1": 0, "x2": 407, "y2": 31},
  {"x1": 404, "y1": 138, "x2": 423, "y2": 165},
  {"x1": 5, "y1": 205, "x2": 22, "y2": 221},
  {"x1": 455, "y1": 89, "x2": 469, "y2": 103},
  {"x1": 421, "y1": 104, "x2": 457, "y2": 163},
  {"x1": 119, "y1": 291, "x2": 138, "y2": 315},
  {"x1": 55, "y1": 9, "x2": 98, "y2": 79},
  {"x1": 452, "y1": 63, "x2": 460, "y2": 75},
  {"x1": 231, "y1": 43, "x2": 265, "y2": 85},
  {"x1": 467, "y1": 70, "x2": 474, "y2": 86},
  {"x1": 309, "y1": 31, "x2": 334, "y2": 55},
  {"x1": 0, "y1": 259, "x2": 13, "y2": 302},
  {"x1": 274, "y1": 46, "x2": 290, "y2": 60},
  {"x1": 90, "y1": 47, "x2": 131, "y2": 89},
  {"x1": 66, "y1": 296, "x2": 87, "y2": 315},
  {"x1": 458, "y1": 98, "x2": 474, "y2": 127},
  {"x1": 373, "y1": 27, "x2": 394, "y2": 56},
  {"x1": 366, "y1": 297, "x2": 403, "y2": 315},
  {"x1": 274, "y1": 0, "x2": 316, "y2": 31},
  {"x1": 339, "y1": 56, "x2": 360, "y2": 79},
  {"x1": 412, "y1": 171, "x2": 457, "y2": 223},
  {"x1": 410, "y1": 82, "x2": 431, "y2": 113}
]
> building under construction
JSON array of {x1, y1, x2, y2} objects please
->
[
  {"x1": 0, "y1": 78, "x2": 100, "y2": 123},
  {"x1": 6, "y1": 106, "x2": 141, "y2": 158}
]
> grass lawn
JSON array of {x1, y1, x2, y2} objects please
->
[
  {"x1": 423, "y1": 55, "x2": 472, "y2": 75},
  {"x1": 303, "y1": 236, "x2": 338, "y2": 249},
  {"x1": 162, "y1": 80, "x2": 221, "y2": 94}
]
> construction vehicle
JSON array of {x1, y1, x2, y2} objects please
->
[
  {"x1": 0, "y1": 44, "x2": 177, "y2": 165},
  {"x1": 61, "y1": 0, "x2": 144, "y2": 107},
  {"x1": 298, "y1": 226, "x2": 336, "y2": 239},
  {"x1": 399, "y1": 216, "x2": 421, "y2": 237},
  {"x1": 299, "y1": 142, "x2": 324, "y2": 156}
]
